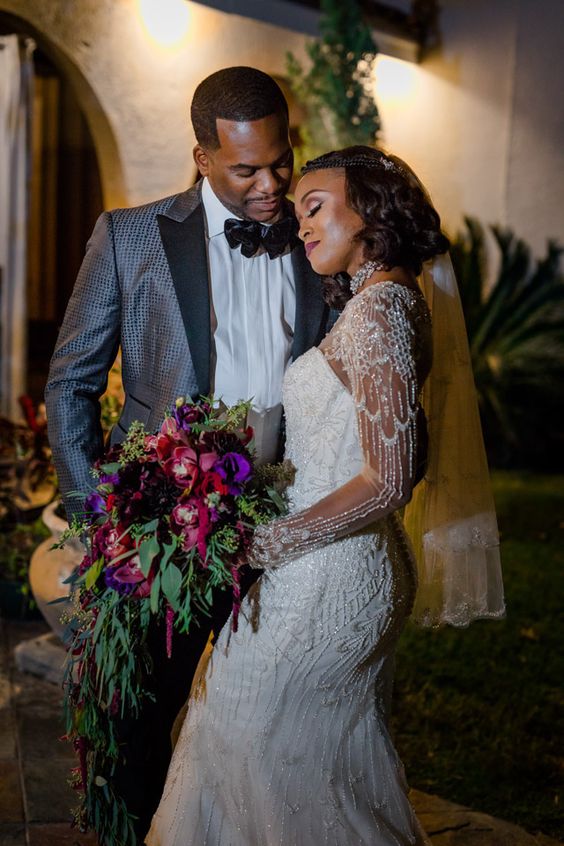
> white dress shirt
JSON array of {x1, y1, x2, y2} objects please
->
[{"x1": 201, "y1": 177, "x2": 296, "y2": 462}]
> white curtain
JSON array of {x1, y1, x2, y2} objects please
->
[{"x1": 0, "y1": 35, "x2": 35, "y2": 421}]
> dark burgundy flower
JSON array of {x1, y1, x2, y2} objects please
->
[
  {"x1": 93, "y1": 522, "x2": 132, "y2": 562},
  {"x1": 92, "y1": 444, "x2": 122, "y2": 472},
  {"x1": 78, "y1": 551, "x2": 95, "y2": 576},
  {"x1": 139, "y1": 470, "x2": 178, "y2": 519},
  {"x1": 173, "y1": 401, "x2": 209, "y2": 431}
]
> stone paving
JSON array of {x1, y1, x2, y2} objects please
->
[{"x1": 0, "y1": 618, "x2": 561, "y2": 846}]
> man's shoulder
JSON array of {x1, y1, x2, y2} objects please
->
[{"x1": 108, "y1": 184, "x2": 202, "y2": 227}]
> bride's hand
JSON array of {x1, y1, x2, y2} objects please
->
[{"x1": 247, "y1": 523, "x2": 281, "y2": 570}]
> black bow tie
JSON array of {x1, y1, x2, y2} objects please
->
[{"x1": 224, "y1": 216, "x2": 299, "y2": 259}]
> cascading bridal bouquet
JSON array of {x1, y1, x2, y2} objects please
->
[{"x1": 58, "y1": 396, "x2": 289, "y2": 845}]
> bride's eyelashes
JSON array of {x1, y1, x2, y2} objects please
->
[{"x1": 306, "y1": 202, "x2": 322, "y2": 219}]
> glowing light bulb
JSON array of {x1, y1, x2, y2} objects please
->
[
  {"x1": 373, "y1": 56, "x2": 417, "y2": 104},
  {"x1": 137, "y1": 0, "x2": 191, "y2": 48}
]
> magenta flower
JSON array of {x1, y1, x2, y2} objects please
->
[
  {"x1": 165, "y1": 446, "x2": 199, "y2": 489},
  {"x1": 154, "y1": 419, "x2": 189, "y2": 462},
  {"x1": 171, "y1": 499, "x2": 210, "y2": 559},
  {"x1": 199, "y1": 450, "x2": 219, "y2": 473},
  {"x1": 104, "y1": 554, "x2": 151, "y2": 597}
]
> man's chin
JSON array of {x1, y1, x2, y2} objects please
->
[{"x1": 245, "y1": 199, "x2": 284, "y2": 223}]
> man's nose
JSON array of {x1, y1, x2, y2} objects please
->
[{"x1": 255, "y1": 168, "x2": 281, "y2": 195}]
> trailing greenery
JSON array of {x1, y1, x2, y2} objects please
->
[
  {"x1": 451, "y1": 218, "x2": 564, "y2": 470},
  {"x1": 286, "y1": 0, "x2": 380, "y2": 169},
  {"x1": 393, "y1": 470, "x2": 564, "y2": 839}
]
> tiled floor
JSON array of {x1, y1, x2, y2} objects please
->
[
  {"x1": 0, "y1": 619, "x2": 97, "y2": 846},
  {"x1": 0, "y1": 618, "x2": 561, "y2": 846}
]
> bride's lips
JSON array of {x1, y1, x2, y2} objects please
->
[{"x1": 305, "y1": 241, "x2": 320, "y2": 258}]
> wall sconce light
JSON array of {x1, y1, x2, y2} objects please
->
[
  {"x1": 373, "y1": 55, "x2": 418, "y2": 104},
  {"x1": 137, "y1": 0, "x2": 191, "y2": 49}
]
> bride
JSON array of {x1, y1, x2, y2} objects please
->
[{"x1": 146, "y1": 146, "x2": 505, "y2": 845}]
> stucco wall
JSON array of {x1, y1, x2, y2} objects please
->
[
  {"x1": 0, "y1": 0, "x2": 308, "y2": 208},
  {"x1": 1, "y1": 0, "x2": 562, "y2": 255},
  {"x1": 376, "y1": 0, "x2": 564, "y2": 255}
]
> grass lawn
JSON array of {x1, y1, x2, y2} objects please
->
[{"x1": 392, "y1": 471, "x2": 564, "y2": 840}]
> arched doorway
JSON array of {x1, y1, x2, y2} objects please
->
[
  {"x1": 27, "y1": 44, "x2": 104, "y2": 400},
  {"x1": 0, "y1": 15, "x2": 104, "y2": 406}
]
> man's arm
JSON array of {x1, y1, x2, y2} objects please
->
[{"x1": 45, "y1": 211, "x2": 121, "y2": 521}]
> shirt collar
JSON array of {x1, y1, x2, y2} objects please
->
[{"x1": 201, "y1": 177, "x2": 241, "y2": 238}]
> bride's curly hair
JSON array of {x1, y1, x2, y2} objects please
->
[{"x1": 301, "y1": 146, "x2": 450, "y2": 310}]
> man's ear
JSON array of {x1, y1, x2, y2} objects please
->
[{"x1": 193, "y1": 145, "x2": 210, "y2": 177}]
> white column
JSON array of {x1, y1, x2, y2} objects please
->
[{"x1": 0, "y1": 35, "x2": 34, "y2": 421}]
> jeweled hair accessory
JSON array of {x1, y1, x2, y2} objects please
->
[{"x1": 302, "y1": 152, "x2": 406, "y2": 177}]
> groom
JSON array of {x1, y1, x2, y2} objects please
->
[{"x1": 45, "y1": 66, "x2": 328, "y2": 840}]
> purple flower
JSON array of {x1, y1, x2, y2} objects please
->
[
  {"x1": 214, "y1": 452, "x2": 252, "y2": 495},
  {"x1": 84, "y1": 491, "x2": 106, "y2": 515},
  {"x1": 104, "y1": 566, "x2": 133, "y2": 595},
  {"x1": 173, "y1": 401, "x2": 210, "y2": 432},
  {"x1": 99, "y1": 471, "x2": 120, "y2": 485}
]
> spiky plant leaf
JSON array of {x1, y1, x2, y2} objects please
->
[{"x1": 452, "y1": 218, "x2": 564, "y2": 469}]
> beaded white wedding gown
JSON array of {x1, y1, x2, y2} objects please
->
[{"x1": 146, "y1": 282, "x2": 432, "y2": 846}]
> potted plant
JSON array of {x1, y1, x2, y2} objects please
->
[
  {"x1": 0, "y1": 514, "x2": 49, "y2": 619},
  {"x1": 28, "y1": 499, "x2": 84, "y2": 638},
  {"x1": 0, "y1": 406, "x2": 56, "y2": 619},
  {"x1": 27, "y1": 359, "x2": 125, "y2": 638}
]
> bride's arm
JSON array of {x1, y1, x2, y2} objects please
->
[{"x1": 250, "y1": 285, "x2": 423, "y2": 568}]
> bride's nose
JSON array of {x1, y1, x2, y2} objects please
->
[{"x1": 298, "y1": 219, "x2": 311, "y2": 241}]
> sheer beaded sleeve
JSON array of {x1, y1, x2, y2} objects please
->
[{"x1": 250, "y1": 283, "x2": 432, "y2": 568}]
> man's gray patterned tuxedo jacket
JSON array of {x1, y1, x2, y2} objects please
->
[{"x1": 45, "y1": 183, "x2": 329, "y2": 518}]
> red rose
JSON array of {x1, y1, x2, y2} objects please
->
[{"x1": 199, "y1": 471, "x2": 229, "y2": 497}]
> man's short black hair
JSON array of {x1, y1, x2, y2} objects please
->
[{"x1": 191, "y1": 66, "x2": 289, "y2": 150}]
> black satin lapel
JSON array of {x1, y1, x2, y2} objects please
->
[
  {"x1": 291, "y1": 245, "x2": 328, "y2": 360},
  {"x1": 157, "y1": 206, "x2": 211, "y2": 395}
]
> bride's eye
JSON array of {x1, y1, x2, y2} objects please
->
[{"x1": 306, "y1": 202, "x2": 322, "y2": 219}]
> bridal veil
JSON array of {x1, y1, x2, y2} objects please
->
[{"x1": 404, "y1": 254, "x2": 506, "y2": 627}]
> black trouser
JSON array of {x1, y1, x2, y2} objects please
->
[{"x1": 112, "y1": 565, "x2": 261, "y2": 843}]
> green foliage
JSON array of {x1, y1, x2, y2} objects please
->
[
  {"x1": 451, "y1": 218, "x2": 564, "y2": 469},
  {"x1": 119, "y1": 420, "x2": 149, "y2": 464},
  {"x1": 0, "y1": 516, "x2": 49, "y2": 583},
  {"x1": 286, "y1": 0, "x2": 380, "y2": 169},
  {"x1": 393, "y1": 471, "x2": 564, "y2": 839}
]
